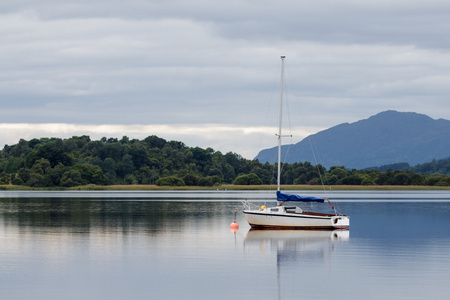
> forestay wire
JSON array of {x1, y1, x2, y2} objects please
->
[{"x1": 284, "y1": 63, "x2": 345, "y2": 215}]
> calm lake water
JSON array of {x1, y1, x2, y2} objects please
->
[{"x1": 1, "y1": 190, "x2": 450, "y2": 300}]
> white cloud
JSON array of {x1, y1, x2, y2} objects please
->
[
  {"x1": 0, "y1": 123, "x2": 323, "y2": 159},
  {"x1": 1, "y1": 0, "x2": 450, "y2": 159}
]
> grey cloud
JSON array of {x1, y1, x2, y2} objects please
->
[
  {"x1": 4, "y1": 0, "x2": 450, "y2": 48},
  {"x1": 1, "y1": 0, "x2": 450, "y2": 156}
]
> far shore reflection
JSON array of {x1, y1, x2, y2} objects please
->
[{"x1": 244, "y1": 229, "x2": 349, "y2": 259}]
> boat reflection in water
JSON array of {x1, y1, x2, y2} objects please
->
[
  {"x1": 244, "y1": 230, "x2": 349, "y2": 299},
  {"x1": 244, "y1": 229, "x2": 349, "y2": 257}
]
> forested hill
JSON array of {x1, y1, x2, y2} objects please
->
[
  {"x1": 1, "y1": 135, "x2": 450, "y2": 188},
  {"x1": 255, "y1": 110, "x2": 450, "y2": 169},
  {"x1": 0, "y1": 135, "x2": 257, "y2": 187}
]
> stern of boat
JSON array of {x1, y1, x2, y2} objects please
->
[{"x1": 332, "y1": 215, "x2": 350, "y2": 229}]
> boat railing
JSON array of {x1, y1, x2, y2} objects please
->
[{"x1": 241, "y1": 199, "x2": 260, "y2": 210}]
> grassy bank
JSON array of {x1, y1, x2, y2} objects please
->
[{"x1": 1, "y1": 184, "x2": 450, "y2": 191}]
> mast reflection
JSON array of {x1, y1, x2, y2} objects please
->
[{"x1": 244, "y1": 230, "x2": 349, "y2": 299}]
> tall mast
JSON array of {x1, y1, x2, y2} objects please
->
[{"x1": 277, "y1": 56, "x2": 285, "y2": 192}]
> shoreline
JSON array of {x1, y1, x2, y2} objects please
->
[{"x1": 1, "y1": 184, "x2": 450, "y2": 191}]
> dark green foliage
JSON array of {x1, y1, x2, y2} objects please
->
[
  {"x1": 1, "y1": 135, "x2": 263, "y2": 187},
  {"x1": 183, "y1": 173, "x2": 200, "y2": 186},
  {"x1": 340, "y1": 174, "x2": 362, "y2": 185},
  {"x1": 3, "y1": 157, "x2": 24, "y2": 173},
  {"x1": 1, "y1": 135, "x2": 450, "y2": 188},
  {"x1": 144, "y1": 135, "x2": 167, "y2": 149},
  {"x1": 11, "y1": 176, "x2": 23, "y2": 185},
  {"x1": 60, "y1": 170, "x2": 83, "y2": 187},
  {"x1": 0, "y1": 172, "x2": 10, "y2": 184},
  {"x1": 121, "y1": 154, "x2": 134, "y2": 177},
  {"x1": 197, "y1": 176, "x2": 213, "y2": 186},
  {"x1": 408, "y1": 157, "x2": 450, "y2": 175},
  {"x1": 233, "y1": 173, "x2": 263, "y2": 185},
  {"x1": 26, "y1": 144, "x2": 73, "y2": 168},
  {"x1": 209, "y1": 175, "x2": 223, "y2": 185},
  {"x1": 195, "y1": 175, "x2": 222, "y2": 186},
  {"x1": 155, "y1": 176, "x2": 185, "y2": 186}
]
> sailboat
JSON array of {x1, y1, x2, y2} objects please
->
[{"x1": 243, "y1": 56, "x2": 350, "y2": 230}]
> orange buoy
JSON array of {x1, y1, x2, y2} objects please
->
[{"x1": 230, "y1": 221, "x2": 239, "y2": 232}]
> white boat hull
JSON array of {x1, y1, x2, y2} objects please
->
[{"x1": 243, "y1": 209, "x2": 350, "y2": 230}]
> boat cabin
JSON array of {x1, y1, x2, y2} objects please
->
[{"x1": 266, "y1": 206, "x2": 303, "y2": 214}]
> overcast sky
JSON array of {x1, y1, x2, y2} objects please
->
[{"x1": 1, "y1": 0, "x2": 450, "y2": 158}]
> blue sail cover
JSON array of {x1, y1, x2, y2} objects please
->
[{"x1": 277, "y1": 191, "x2": 324, "y2": 203}]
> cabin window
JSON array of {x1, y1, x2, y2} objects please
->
[{"x1": 271, "y1": 208, "x2": 279, "y2": 212}]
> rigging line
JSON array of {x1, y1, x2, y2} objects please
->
[
  {"x1": 299, "y1": 115, "x2": 334, "y2": 194},
  {"x1": 306, "y1": 135, "x2": 328, "y2": 190},
  {"x1": 307, "y1": 134, "x2": 344, "y2": 213},
  {"x1": 308, "y1": 137, "x2": 339, "y2": 211},
  {"x1": 282, "y1": 65, "x2": 345, "y2": 215},
  {"x1": 284, "y1": 67, "x2": 327, "y2": 187},
  {"x1": 270, "y1": 163, "x2": 277, "y2": 186},
  {"x1": 290, "y1": 91, "x2": 334, "y2": 198},
  {"x1": 299, "y1": 111, "x2": 326, "y2": 188}
]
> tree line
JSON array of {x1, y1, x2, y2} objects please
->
[
  {"x1": 0, "y1": 135, "x2": 449, "y2": 187},
  {"x1": 368, "y1": 158, "x2": 450, "y2": 175}
]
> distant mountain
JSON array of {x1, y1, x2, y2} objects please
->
[{"x1": 255, "y1": 110, "x2": 450, "y2": 170}]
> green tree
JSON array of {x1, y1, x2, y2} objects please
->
[
  {"x1": 322, "y1": 174, "x2": 338, "y2": 185},
  {"x1": 329, "y1": 167, "x2": 349, "y2": 179},
  {"x1": 392, "y1": 172, "x2": 412, "y2": 185},
  {"x1": 144, "y1": 135, "x2": 167, "y2": 149},
  {"x1": 0, "y1": 172, "x2": 10, "y2": 184},
  {"x1": 293, "y1": 174, "x2": 307, "y2": 184},
  {"x1": 91, "y1": 167, "x2": 109, "y2": 185},
  {"x1": 46, "y1": 163, "x2": 67, "y2": 186},
  {"x1": 3, "y1": 157, "x2": 24, "y2": 173},
  {"x1": 340, "y1": 174, "x2": 362, "y2": 185},
  {"x1": 60, "y1": 170, "x2": 83, "y2": 187},
  {"x1": 183, "y1": 173, "x2": 199, "y2": 186},
  {"x1": 11, "y1": 176, "x2": 24, "y2": 185},
  {"x1": 17, "y1": 168, "x2": 31, "y2": 183},
  {"x1": 26, "y1": 144, "x2": 73, "y2": 168},
  {"x1": 197, "y1": 176, "x2": 213, "y2": 186},
  {"x1": 122, "y1": 154, "x2": 134, "y2": 176},
  {"x1": 233, "y1": 173, "x2": 262, "y2": 185},
  {"x1": 102, "y1": 158, "x2": 116, "y2": 176},
  {"x1": 120, "y1": 136, "x2": 130, "y2": 144},
  {"x1": 125, "y1": 174, "x2": 138, "y2": 184},
  {"x1": 360, "y1": 175, "x2": 376, "y2": 185},
  {"x1": 26, "y1": 173, "x2": 44, "y2": 187},
  {"x1": 155, "y1": 176, "x2": 185, "y2": 186},
  {"x1": 31, "y1": 158, "x2": 51, "y2": 175}
]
